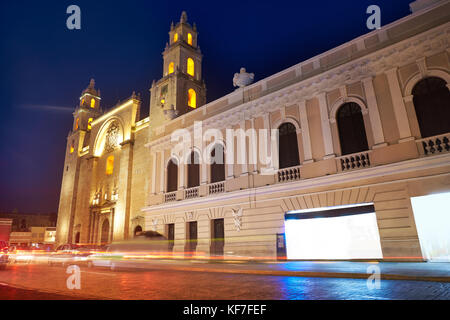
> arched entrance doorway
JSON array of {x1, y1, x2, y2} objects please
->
[
  {"x1": 74, "y1": 232, "x2": 81, "y2": 244},
  {"x1": 134, "y1": 225, "x2": 143, "y2": 237},
  {"x1": 101, "y1": 219, "x2": 110, "y2": 244}
]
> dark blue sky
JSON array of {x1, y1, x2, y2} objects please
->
[{"x1": 0, "y1": 0, "x2": 412, "y2": 213}]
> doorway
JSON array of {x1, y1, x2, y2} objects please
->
[
  {"x1": 134, "y1": 225, "x2": 143, "y2": 237},
  {"x1": 167, "y1": 224, "x2": 175, "y2": 251},
  {"x1": 101, "y1": 219, "x2": 110, "y2": 245},
  {"x1": 211, "y1": 219, "x2": 224, "y2": 256},
  {"x1": 186, "y1": 221, "x2": 197, "y2": 253},
  {"x1": 74, "y1": 232, "x2": 81, "y2": 244}
]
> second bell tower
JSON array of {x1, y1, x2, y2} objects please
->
[{"x1": 149, "y1": 11, "x2": 206, "y2": 127}]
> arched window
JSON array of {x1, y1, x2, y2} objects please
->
[
  {"x1": 187, "y1": 33, "x2": 193, "y2": 45},
  {"x1": 134, "y1": 225, "x2": 143, "y2": 236},
  {"x1": 210, "y1": 144, "x2": 225, "y2": 183},
  {"x1": 412, "y1": 77, "x2": 450, "y2": 138},
  {"x1": 88, "y1": 118, "x2": 93, "y2": 130},
  {"x1": 168, "y1": 62, "x2": 174, "y2": 74},
  {"x1": 106, "y1": 156, "x2": 114, "y2": 175},
  {"x1": 75, "y1": 118, "x2": 79, "y2": 130},
  {"x1": 166, "y1": 159, "x2": 178, "y2": 192},
  {"x1": 91, "y1": 98, "x2": 95, "y2": 108},
  {"x1": 187, "y1": 151, "x2": 200, "y2": 188},
  {"x1": 278, "y1": 123, "x2": 300, "y2": 169},
  {"x1": 173, "y1": 33, "x2": 178, "y2": 43},
  {"x1": 187, "y1": 58, "x2": 194, "y2": 77},
  {"x1": 188, "y1": 89, "x2": 197, "y2": 108},
  {"x1": 337, "y1": 102, "x2": 369, "y2": 155}
]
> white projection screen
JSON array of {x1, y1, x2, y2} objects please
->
[
  {"x1": 411, "y1": 192, "x2": 450, "y2": 262},
  {"x1": 285, "y1": 204, "x2": 383, "y2": 260}
]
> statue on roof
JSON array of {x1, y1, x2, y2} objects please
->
[{"x1": 233, "y1": 68, "x2": 254, "y2": 88}]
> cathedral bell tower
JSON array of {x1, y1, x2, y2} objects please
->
[
  {"x1": 74, "y1": 79, "x2": 102, "y2": 133},
  {"x1": 149, "y1": 11, "x2": 206, "y2": 128},
  {"x1": 57, "y1": 79, "x2": 102, "y2": 245}
]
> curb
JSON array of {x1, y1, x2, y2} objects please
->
[{"x1": 135, "y1": 263, "x2": 450, "y2": 283}]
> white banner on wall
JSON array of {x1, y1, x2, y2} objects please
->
[
  {"x1": 285, "y1": 207, "x2": 383, "y2": 260},
  {"x1": 411, "y1": 192, "x2": 450, "y2": 262}
]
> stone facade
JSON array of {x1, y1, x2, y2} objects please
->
[{"x1": 57, "y1": 3, "x2": 450, "y2": 261}]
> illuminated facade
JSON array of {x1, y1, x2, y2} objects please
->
[{"x1": 57, "y1": 2, "x2": 450, "y2": 261}]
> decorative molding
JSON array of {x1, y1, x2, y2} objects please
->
[
  {"x1": 403, "y1": 69, "x2": 450, "y2": 96},
  {"x1": 231, "y1": 207, "x2": 243, "y2": 232},
  {"x1": 151, "y1": 218, "x2": 158, "y2": 231},
  {"x1": 185, "y1": 211, "x2": 195, "y2": 221},
  {"x1": 416, "y1": 57, "x2": 428, "y2": 77},
  {"x1": 339, "y1": 85, "x2": 348, "y2": 100},
  {"x1": 403, "y1": 95, "x2": 414, "y2": 103},
  {"x1": 329, "y1": 96, "x2": 369, "y2": 124}
]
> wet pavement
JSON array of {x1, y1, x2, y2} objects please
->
[
  {"x1": 264, "y1": 261, "x2": 450, "y2": 277},
  {"x1": 0, "y1": 283, "x2": 80, "y2": 300},
  {"x1": 0, "y1": 263, "x2": 449, "y2": 300}
]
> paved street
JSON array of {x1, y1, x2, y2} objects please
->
[
  {"x1": 0, "y1": 284, "x2": 78, "y2": 300},
  {"x1": 0, "y1": 263, "x2": 449, "y2": 300}
]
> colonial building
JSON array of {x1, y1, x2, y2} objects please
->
[
  {"x1": 0, "y1": 212, "x2": 57, "y2": 232},
  {"x1": 57, "y1": 0, "x2": 450, "y2": 261}
]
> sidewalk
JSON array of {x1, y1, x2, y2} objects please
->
[{"x1": 116, "y1": 259, "x2": 450, "y2": 282}]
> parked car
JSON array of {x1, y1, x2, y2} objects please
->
[
  {"x1": 0, "y1": 241, "x2": 8, "y2": 270},
  {"x1": 87, "y1": 231, "x2": 169, "y2": 270}
]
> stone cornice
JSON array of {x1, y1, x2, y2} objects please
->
[{"x1": 146, "y1": 22, "x2": 449, "y2": 152}]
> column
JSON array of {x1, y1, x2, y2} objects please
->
[
  {"x1": 159, "y1": 150, "x2": 165, "y2": 193},
  {"x1": 150, "y1": 151, "x2": 157, "y2": 194},
  {"x1": 298, "y1": 100, "x2": 313, "y2": 163},
  {"x1": 200, "y1": 138, "x2": 208, "y2": 185},
  {"x1": 178, "y1": 156, "x2": 185, "y2": 190},
  {"x1": 89, "y1": 210, "x2": 95, "y2": 244},
  {"x1": 110, "y1": 210, "x2": 115, "y2": 243},
  {"x1": 317, "y1": 92, "x2": 335, "y2": 159},
  {"x1": 362, "y1": 77, "x2": 387, "y2": 148},
  {"x1": 249, "y1": 118, "x2": 258, "y2": 173},
  {"x1": 385, "y1": 68, "x2": 413, "y2": 142},
  {"x1": 240, "y1": 120, "x2": 249, "y2": 176},
  {"x1": 261, "y1": 113, "x2": 273, "y2": 171},
  {"x1": 226, "y1": 124, "x2": 235, "y2": 179},
  {"x1": 93, "y1": 214, "x2": 98, "y2": 244}
]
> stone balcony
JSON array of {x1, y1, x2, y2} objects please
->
[
  {"x1": 185, "y1": 186, "x2": 200, "y2": 200},
  {"x1": 164, "y1": 191, "x2": 177, "y2": 203},
  {"x1": 163, "y1": 181, "x2": 227, "y2": 203},
  {"x1": 208, "y1": 181, "x2": 225, "y2": 195},
  {"x1": 277, "y1": 165, "x2": 301, "y2": 183},
  {"x1": 336, "y1": 151, "x2": 373, "y2": 172},
  {"x1": 416, "y1": 133, "x2": 450, "y2": 156}
]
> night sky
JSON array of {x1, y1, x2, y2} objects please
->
[{"x1": 0, "y1": 0, "x2": 412, "y2": 213}]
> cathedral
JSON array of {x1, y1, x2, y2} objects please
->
[{"x1": 56, "y1": 1, "x2": 450, "y2": 261}]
